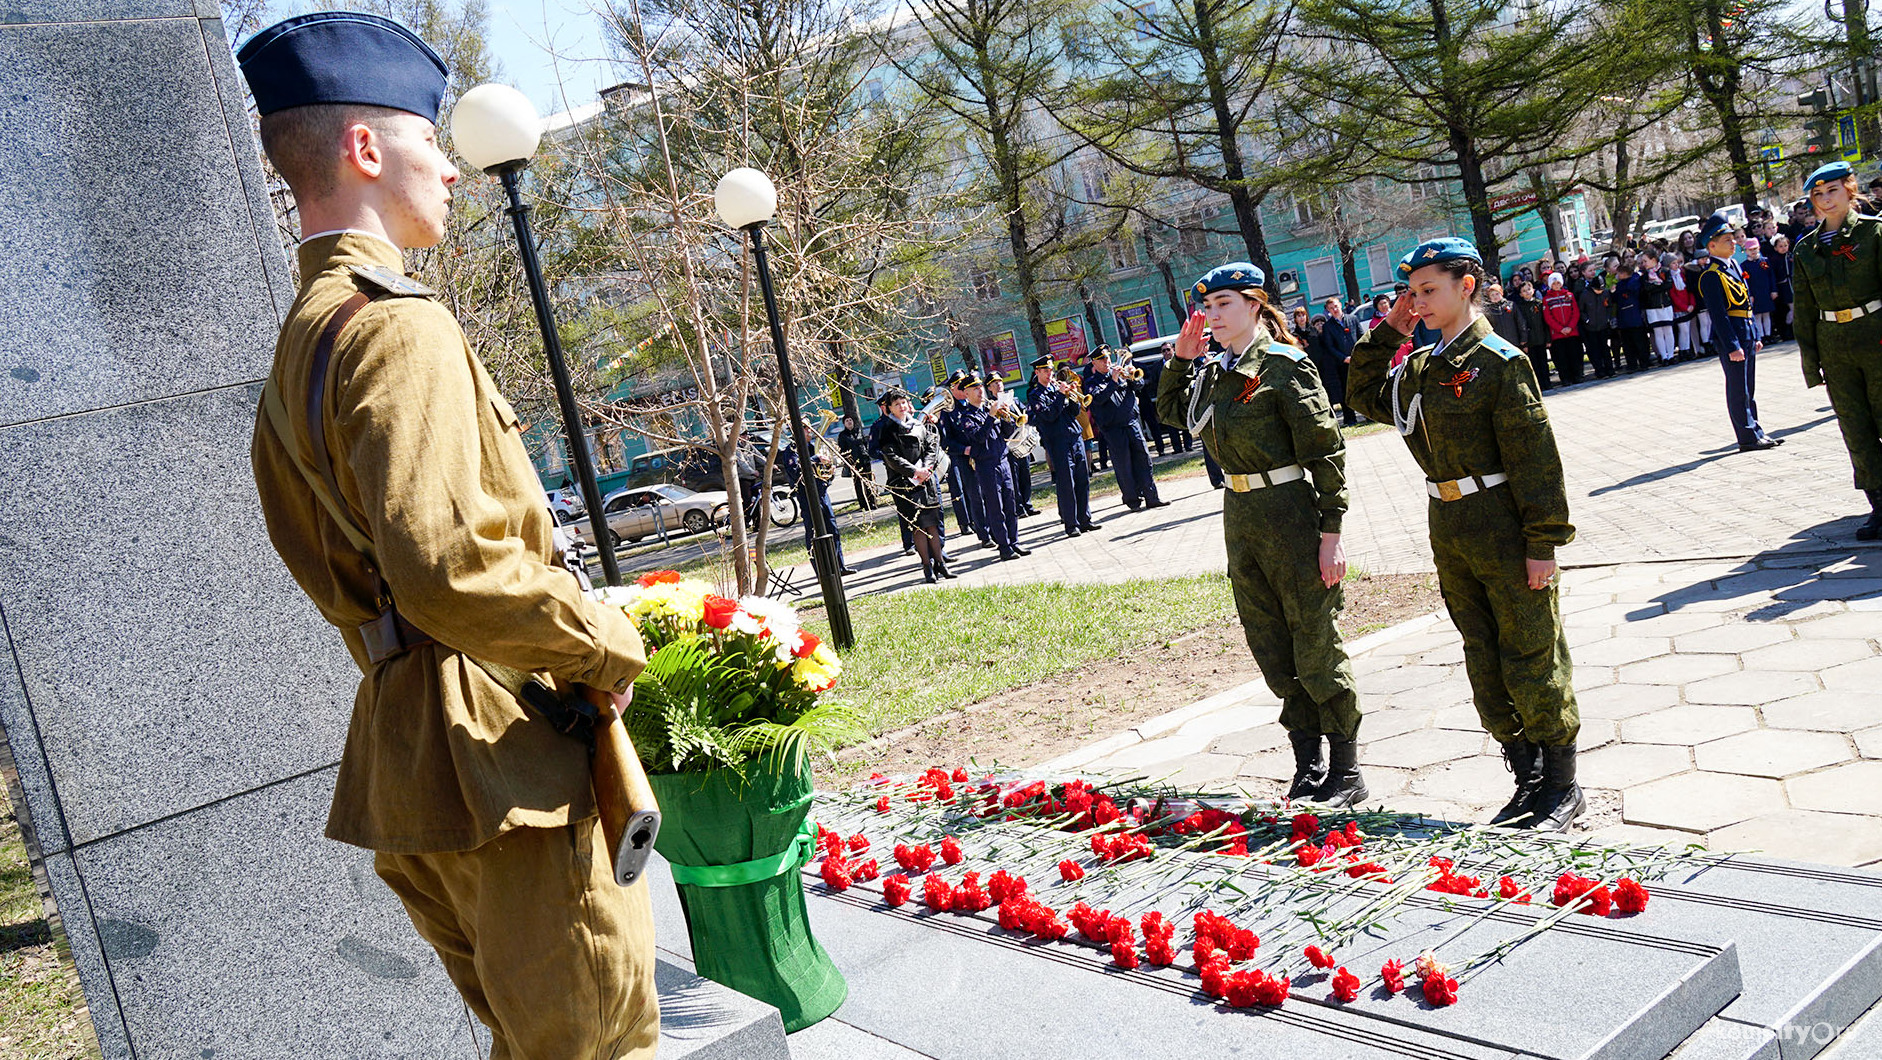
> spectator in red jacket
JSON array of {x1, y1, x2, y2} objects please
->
[{"x1": 1541, "y1": 272, "x2": 1584, "y2": 385}]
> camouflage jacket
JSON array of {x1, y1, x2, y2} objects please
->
[
  {"x1": 1792, "y1": 213, "x2": 1882, "y2": 385},
  {"x1": 1347, "y1": 314, "x2": 1574, "y2": 561},
  {"x1": 1156, "y1": 330, "x2": 1347, "y2": 533}
]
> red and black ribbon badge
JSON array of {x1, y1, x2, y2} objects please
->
[
  {"x1": 1834, "y1": 244, "x2": 1859, "y2": 262},
  {"x1": 1237, "y1": 376, "x2": 1262, "y2": 403},
  {"x1": 1446, "y1": 368, "x2": 1480, "y2": 398}
]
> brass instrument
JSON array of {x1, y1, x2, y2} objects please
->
[
  {"x1": 1057, "y1": 365, "x2": 1096, "y2": 440},
  {"x1": 920, "y1": 389, "x2": 955, "y2": 420},
  {"x1": 1123, "y1": 365, "x2": 1146, "y2": 382},
  {"x1": 812, "y1": 408, "x2": 840, "y2": 481},
  {"x1": 990, "y1": 399, "x2": 1028, "y2": 426}
]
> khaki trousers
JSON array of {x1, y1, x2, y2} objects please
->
[{"x1": 375, "y1": 818, "x2": 660, "y2": 1059}]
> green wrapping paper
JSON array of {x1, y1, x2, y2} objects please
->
[{"x1": 648, "y1": 754, "x2": 847, "y2": 1031}]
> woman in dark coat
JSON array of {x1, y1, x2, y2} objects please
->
[
  {"x1": 1514, "y1": 279, "x2": 1552, "y2": 389},
  {"x1": 876, "y1": 389, "x2": 956, "y2": 582}
]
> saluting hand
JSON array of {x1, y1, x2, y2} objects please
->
[
  {"x1": 1526, "y1": 558, "x2": 1557, "y2": 591},
  {"x1": 1383, "y1": 292, "x2": 1418, "y2": 334},
  {"x1": 1173, "y1": 309, "x2": 1209, "y2": 361}
]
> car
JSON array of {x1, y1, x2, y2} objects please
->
[
  {"x1": 546, "y1": 487, "x2": 586, "y2": 524},
  {"x1": 599, "y1": 483, "x2": 729, "y2": 547}
]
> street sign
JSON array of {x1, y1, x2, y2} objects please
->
[
  {"x1": 1839, "y1": 113, "x2": 1861, "y2": 163},
  {"x1": 1760, "y1": 145, "x2": 1783, "y2": 163}
]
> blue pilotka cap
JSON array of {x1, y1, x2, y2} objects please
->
[
  {"x1": 237, "y1": 12, "x2": 449, "y2": 122},
  {"x1": 1805, "y1": 160, "x2": 1853, "y2": 191},
  {"x1": 1696, "y1": 210, "x2": 1737, "y2": 246},
  {"x1": 1398, "y1": 237, "x2": 1482, "y2": 277},
  {"x1": 1193, "y1": 262, "x2": 1266, "y2": 296}
]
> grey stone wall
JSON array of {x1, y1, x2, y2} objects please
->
[{"x1": 0, "y1": 4, "x2": 479, "y2": 1055}]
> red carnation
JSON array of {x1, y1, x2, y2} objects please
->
[
  {"x1": 701, "y1": 593, "x2": 739, "y2": 629},
  {"x1": 939, "y1": 836, "x2": 963, "y2": 866},
  {"x1": 1199, "y1": 957, "x2": 1232, "y2": 999},
  {"x1": 1297, "y1": 844, "x2": 1325, "y2": 868},
  {"x1": 1552, "y1": 872, "x2": 1612, "y2": 916},
  {"x1": 636, "y1": 570, "x2": 682, "y2": 587},
  {"x1": 1251, "y1": 971, "x2": 1291, "y2": 1006},
  {"x1": 1223, "y1": 971, "x2": 1260, "y2": 1008},
  {"x1": 1614, "y1": 877, "x2": 1650, "y2": 914},
  {"x1": 1380, "y1": 959, "x2": 1406, "y2": 994},
  {"x1": 987, "y1": 870, "x2": 1026, "y2": 903},
  {"x1": 1058, "y1": 859, "x2": 1085, "y2": 882},
  {"x1": 1107, "y1": 918, "x2": 1135, "y2": 946},
  {"x1": 1421, "y1": 973, "x2": 1459, "y2": 1007},
  {"x1": 1110, "y1": 940, "x2": 1140, "y2": 969},
  {"x1": 882, "y1": 874, "x2": 912, "y2": 906},
  {"x1": 1145, "y1": 937, "x2": 1176, "y2": 967},
  {"x1": 820, "y1": 857, "x2": 852, "y2": 890},
  {"x1": 1193, "y1": 935, "x2": 1218, "y2": 965},
  {"x1": 951, "y1": 767, "x2": 968, "y2": 782},
  {"x1": 955, "y1": 878, "x2": 991, "y2": 912},
  {"x1": 1140, "y1": 912, "x2": 1173, "y2": 943},
  {"x1": 1331, "y1": 967, "x2": 1362, "y2": 1003},
  {"x1": 1347, "y1": 861, "x2": 1390, "y2": 881},
  {"x1": 851, "y1": 858, "x2": 880, "y2": 882},
  {"x1": 846, "y1": 833, "x2": 870, "y2": 853},
  {"x1": 875, "y1": 796, "x2": 891, "y2": 814},
  {"x1": 1091, "y1": 795, "x2": 1122, "y2": 826},
  {"x1": 1497, "y1": 875, "x2": 1532, "y2": 904},
  {"x1": 1305, "y1": 945, "x2": 1336, "y2": 970},
  {"x1": 922, "y1": 874, "x2": 954, "y2": 911},
  {"x1": 1290, "y1": 813, "x2": 1320, "y2": 842},
  {"x1": 1225, "y1": 927, "x2": 1259, "y2": 961},
  {"x1": 819, "y1": 831, "x2": 844, "y2": 858}
]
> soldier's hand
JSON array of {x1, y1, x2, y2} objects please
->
[
  {"x1": 1173, "y1": 309, "x2": 1209, "y2": 360},
  {"x1": 1383, "y1": 292, "x2": 1418, "y2": 334},
  {"x1": 1753, "y1": 340, "x2": 1763, "y2": 353},
  {"x1": 1805, "y1": 366, "x2": 1826, "y2": 388},
  {"x1": 580, "y1": 683, "x2": 632, "y2": 721},
  {"x1": 1525, "y1": 558, "x2": 1557, "y2": 591},
  {"x1": 1319, "y1": 533, "x2": 1347, "y2": 587},
  {"x1": 1728, "y1": 348, "x2": 1746, "y2": 363}
]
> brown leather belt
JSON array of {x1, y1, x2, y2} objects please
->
[{"x1": 359, "y1": 607, "x2": 436, "y2": 665}]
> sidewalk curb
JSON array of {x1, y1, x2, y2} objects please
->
[{"x1": 1039, "y1": 609, "x2": 1451, "y2": 772}]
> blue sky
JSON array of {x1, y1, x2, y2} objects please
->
[{"x1": 483, "y1": 0, "x2": 620, "y2": 118}]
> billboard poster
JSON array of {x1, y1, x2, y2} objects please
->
[
  {"x1": 927, "y1": 349, "x2": 950, "y2": 390},
  {"x1": 1113, "y1": 299, "x2": 1157, "y2": 345},
  {"x1": 1044, "y1": 317, "x2": 1087, "y2": 364},
  {"x1": 978, "y1": 330, "x2": 1022, "y2": 381}
]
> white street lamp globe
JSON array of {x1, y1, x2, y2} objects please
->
[
  {"x1": 715, "y1": 167, "x2": 778, "y2": 229},
  {"x1": 452, "y1": 84, "x2": 542, "y2": 172}
]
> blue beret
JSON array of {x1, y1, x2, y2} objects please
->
[
  {"x1": 1805, "y1": 160, "x2": 1853, "y2": 191},
  {"x1": 1696, "y1": 210, "x2": 1736, "y2": 246},
  {"x1": 238, "y1": 12, "x2": 448, "y2": 122},
  {"x1": 1193, "y1": 262, "x2": 1266, "y2": 296},
  {"x1": 1398, "y1": 237, "x2": 1482, "y2": 277}
]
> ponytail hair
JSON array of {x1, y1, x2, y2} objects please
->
[{"x1": 1236, "y1": 287, "x2": 1305, "y2": 348}]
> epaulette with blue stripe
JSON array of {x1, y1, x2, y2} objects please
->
[
  {"x1": 1478, "y1": 333, "x2": 1525, "y2": 361},
  {"x1": 1265, "y1": 342, "x2": 1307, "y2": 361}
]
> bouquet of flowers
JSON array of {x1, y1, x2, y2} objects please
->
[{"x1": 598, "y1": 570, "x2": 859, "y2": 775}]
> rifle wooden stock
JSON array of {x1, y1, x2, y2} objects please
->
[{"x1": 593, "y1": 710, "x2": 661, "y2": 887}]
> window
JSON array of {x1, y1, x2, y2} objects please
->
[
  {"x1": 1106, "y1": 238, "x2": 1140, "y2": 270},
  {"x1": 865, "y1": 78, "x2": 885, "y2": 104},
  {"x1": 1293, "y1": 195, "x2": 1318, "y2": 227},
  {"x1": 1410, "y1": 163, "x2": 1442, "y2": 201},
  {"x1": 1179, "y1": 223, "x2": 1207, "y2": 255},
  {"x1": 1304, "y1": 257, "x2": 1340, "y2": 300},
  {"x1": 1079, "y1": 161, "x2": 1107, "y2": 201},
  {"x1": 1132, "y1": 1, "x2": 1156, "y2": 38},
  {"x1": 1365, "y1": 244, "x2": 1392, "y2": 286},
  {"x1": 972, "y1": 268, "x2": 1001, "y2": 301}
]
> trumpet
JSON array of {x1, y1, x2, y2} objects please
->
[
  {"x1": 1124, "y1": 365, "x2": 1145, "y2": 381},
  {"x1": 1056, "y1": 367, "x2": 1093, "y2": 408},
  {"x1": 990, "y1": 400, "x2": 1028, "y2": 426}
]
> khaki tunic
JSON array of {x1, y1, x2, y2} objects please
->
[{"x1": 252, "y1": 232, "x2": 647, "y2": 854}]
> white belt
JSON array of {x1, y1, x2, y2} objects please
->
[
  {"x1": 1821, "y1": 299, "x2": 1882, "y2": 323},
  {"x1": 1225, "y1": 465, "x2": 1306, "y2": 492},
  {"x1": 1427, "y1": 472, "x2": 1508, "y2": 501}
]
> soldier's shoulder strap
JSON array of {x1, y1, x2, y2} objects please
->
[
  {"x1": 1477, "y1": 333, "x2": 1525, "y2": 361},
  {"x1": 1264, "y1": 342, "x2": 1308, "y2": 362},
  {"x1": 348, "y1": 264, "x2": 439, "y2": 298},
  {"x1": 259, "y1": 292, "x2": 377, "y2": 556}
]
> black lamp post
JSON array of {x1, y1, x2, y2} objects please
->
[
  {"x1": 714, "y1": 168, "x2": 854, "y2": 650},
  {"x1": 452, "y1": 84, "x2": 621, "y2": 588}
]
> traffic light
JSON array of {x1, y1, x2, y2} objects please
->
[
  {"x1": 1798, "y1": 89, "x2": 1830, "y2": 110},
  {"x1": 1806, "y1": 116, "x2": 1836, "y2": 155}
]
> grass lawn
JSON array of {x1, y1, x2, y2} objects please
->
[
  {"x1": 802, "y1": 573, "x2": 1240, "y2": 739},
  {"x1": 0, "y1": 790, "x2": 98, "y2": 1060}
]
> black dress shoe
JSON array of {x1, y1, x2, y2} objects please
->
[
  {"x1": 1024, "y1": 506, "x2": 1042, "y2": 516},
  {"x1": 997, "y1": 548, "x2": 1017, "y2": 561},
  {"x1": 1739, "y1": 438, "x2": 1779, "y2": 452},
  {"x1": 1079, "y1": 521, "x2": 1102, "y2": 531},
  {"x1": 1147, "y1": 499, "x2": 1171, "y2": 508},
  {"x1": 1065, "y1": 526, "x2": 1082, "y2": 537},
  {"x1": 839, "y1": 566, "x2": 859, "y2": 575},
  {"x1": 978, "y1": 537, "x2": 995, "y2": 548},
  {"x1": 1011, "y1": 545, "x2": 1032, "y2": 556},
  {"x1": 1771, "y1": 437, "x2": 1787, "y2": 446}
]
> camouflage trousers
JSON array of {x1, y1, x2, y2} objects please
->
[
  {"x1": 1429, "y1": 488, "x2": 1579, "y2": 748},
  {"x1": 1223, "y1": 483, "x2": 1361, "y2": 739},
  {"x1": 1824, "y1": 351, "x2": 1882, "y2": 492}
]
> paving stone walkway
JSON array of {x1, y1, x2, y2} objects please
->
[{"x1": 1047, "y1": 545, "x2": 1882, "y2": 865}]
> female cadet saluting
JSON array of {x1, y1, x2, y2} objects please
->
[
  {"x1": 1156, "y1": 263, "x2": 1367, "y2": 807},
  {"x1": 1346, "y1": 238, "x2": 1583, "y2": 831},
  {"x1": 1792, "y1": 160, "x2": 1882, "y2": 540}
]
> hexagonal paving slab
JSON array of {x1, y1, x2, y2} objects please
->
[
  {"x1": 1857, "y1": 727, "x2": 1882, "y2": 759},
  {"x1": 1412, "y1": 643, "x2": 1467, "y2": 667},
  {"x1": 1683, "y1": 670, "x2": 1819, "y2": 706},
  {"x1": 1740, "y1": 638, "x2": 1875, "y2": 671},
  {"x1": 1694, "y1": 729, "x2": 1855, "y2": 778},
  {"x1": 1671, "y1": 621, "x2": 1796, "y2": 654},
  {"x1": 1207, "y1": 722, "x2": 1289, "y2": 757},
  {"x1": 1383, "y1": 678, "x2": 1475, "y2": 712},
  {"x1": 1179, "y1": 706, "x2": 1281, "y2": 742},
  {"x1": 1617, "y1": 653, "x2": 1741, "y2": 686},
  {"x1": 1572, "y1": 666, "x2": 1617, "y2": 691},
  {"x1": 1158, "y1": 752, "x2": 1245, "y2": 788},
  {"x1": 1356, "y1": 665, "x2": 1454, "y2": 696},
  {"x1": 1429, "y1": 704, "x2": 1486, "y2": 732},
  {"x1": 1762, "y1": 691, "x2": 1882, "y2": 732},
  {"x1": 1356, "y1": 709, "x2": 1431, "y2": 743},
  {"x1": 1622, "y1": 704, "x2": 1759, "y2": 745},
  {"x1": 1578, "y1": 743, "x2": 1692, "y2": 789},
  {"x1": 1708, "y1": 809, "x2": 1882, "y2": 866},
  {"x1": 1097, "y1": 732, "x2": 1211, "y2": 770},
  {"x1": 1361, "y1": 727, "x2": 1487, "y2": 770},
  {"x1": 1820, "y1": 656, "x2": 1882, "y2": 691},
  {"x1": 1788, "y1": 760, "x2": 1882, "y2": 816},
  {"x1": 1575, "y1": 683, "x2": 1681, "y2": 720},
  {"x1": 1623, "y1": 612, "x2": 1730, "y2": 638},
  {"x1": 1624, "y1": 771, "x2": 1783, "y2": 831},
  {"x1": 1578, "y1": 721, "x2": 1618, "y2": 752},
  {"x1": 1408, "y1": 754, "x2": 1521, "y2": 806},
  {"x1": 1571, "y1": 636, "x2": 1673, "y2": 667},
  {"x1": 1788, "y1": 611, "x2": 1882, "y2": 640}
]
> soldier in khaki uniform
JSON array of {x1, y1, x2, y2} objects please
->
[
  {"x1": 1156, "y1": 263, "x2": 1367, "y2": 807},
  {"x1": 1348, "y1": 239, "x2": 1583, "y2": 831},
  {"x1": 238, "y1": 14, "x2": 658, "y2": 1056},
  {"x1": 1792, "y1": 160, "x2": 1882, "y2": 540}
]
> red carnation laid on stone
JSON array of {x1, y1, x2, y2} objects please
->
[
  {"x1": 820, "y1": 856, "x2": 852, "y2": 891},
  {"x1": 882, "y1": 874, "x2": 912, "y2": 907},
  {"x1": 850, "y1": 858, "x2": 880, "y2": 882},
  {"x1": 1305, "y1": 945, "x2": 1337, "y2": 969},
  {"x1": 875, "y1": 796, "x2": 891, "y2": 814},
  {"x1": 1331, "y1": 967, "x2": 1362, "y2": 1003},
  {"x1": 1614, "y1": 877, "x2": 1651, "y2": 914},
  {"x1": 846, "y1": 833, "x2": 870, "y2": 853},
  {"x1": 939, "y1": 836, "x2": 964, "y2": 866},
  {"x1": 1058, "y1": 858, "x2": 1085, "y2": 882},
  {"x1": 1380, "y1": 959, "x2": 1406, "y2": 994},
  {"x1": 922, "y1": 874, "x2": 954, "y2": 911},
  {"x1": 1421, "y1": 973, "x2": 1460, "y2": 1007}
]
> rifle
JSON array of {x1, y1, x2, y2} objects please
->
[{"x1": 521, "y1": 681, "x2": 661, "y2": 887}]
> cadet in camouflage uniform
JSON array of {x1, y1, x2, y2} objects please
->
[
  {"x1": 1347, "y1": 238, "x2": 1583, "y2": 831},
  {"x1": 1792, "y1": 160, "x2": 1882, "y2": 540},
  {"x1": 1157, "y1": 263, "x2": 1367, "y2": 807}
]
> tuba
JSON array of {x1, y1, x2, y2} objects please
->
[{"x1": 1057, "y1": 365, "x2": 1095, "y2": 440}]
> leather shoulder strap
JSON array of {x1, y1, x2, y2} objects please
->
[{"x1": 306, "y1": 292, "x2": 373, "y2": 530}]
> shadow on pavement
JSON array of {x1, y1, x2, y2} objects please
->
[
  {"x1": 1587, "y1": 414, "x2": 1839, "y2": 497},
  {"x1": 1629, "y1": 526, "x2": 1882, "y2": 621}
]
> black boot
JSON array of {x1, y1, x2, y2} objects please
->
[
  {"x1": 1489, "y1": 740, "x2": 1544, "y2": 826},
  {"x1": 1528, "y1": 744, "x2": 1586, "y2": 831},
  {"x1": 1315, "y1": 736, "x2": 1369, "y2": 808},
  {"x1": 1286, "y1": 732, "x2": 1327, "y2": 801},
  {"x1": 935, "y1": 555, "x2": 959, "y2": 579},
  {"x1": 1857, "y1": 490, "x2": 1882, "y2": 542},
  {"x1": 922, "y1": 559, "x2": 936, "y2": 583}
]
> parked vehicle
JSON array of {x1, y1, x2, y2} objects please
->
[
  {"x1": 600, "y1": 483, "x2": 729, "y2": 547},
  {"x1": 546, "y1": 487, "x2": 586, "y2": 524}
]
